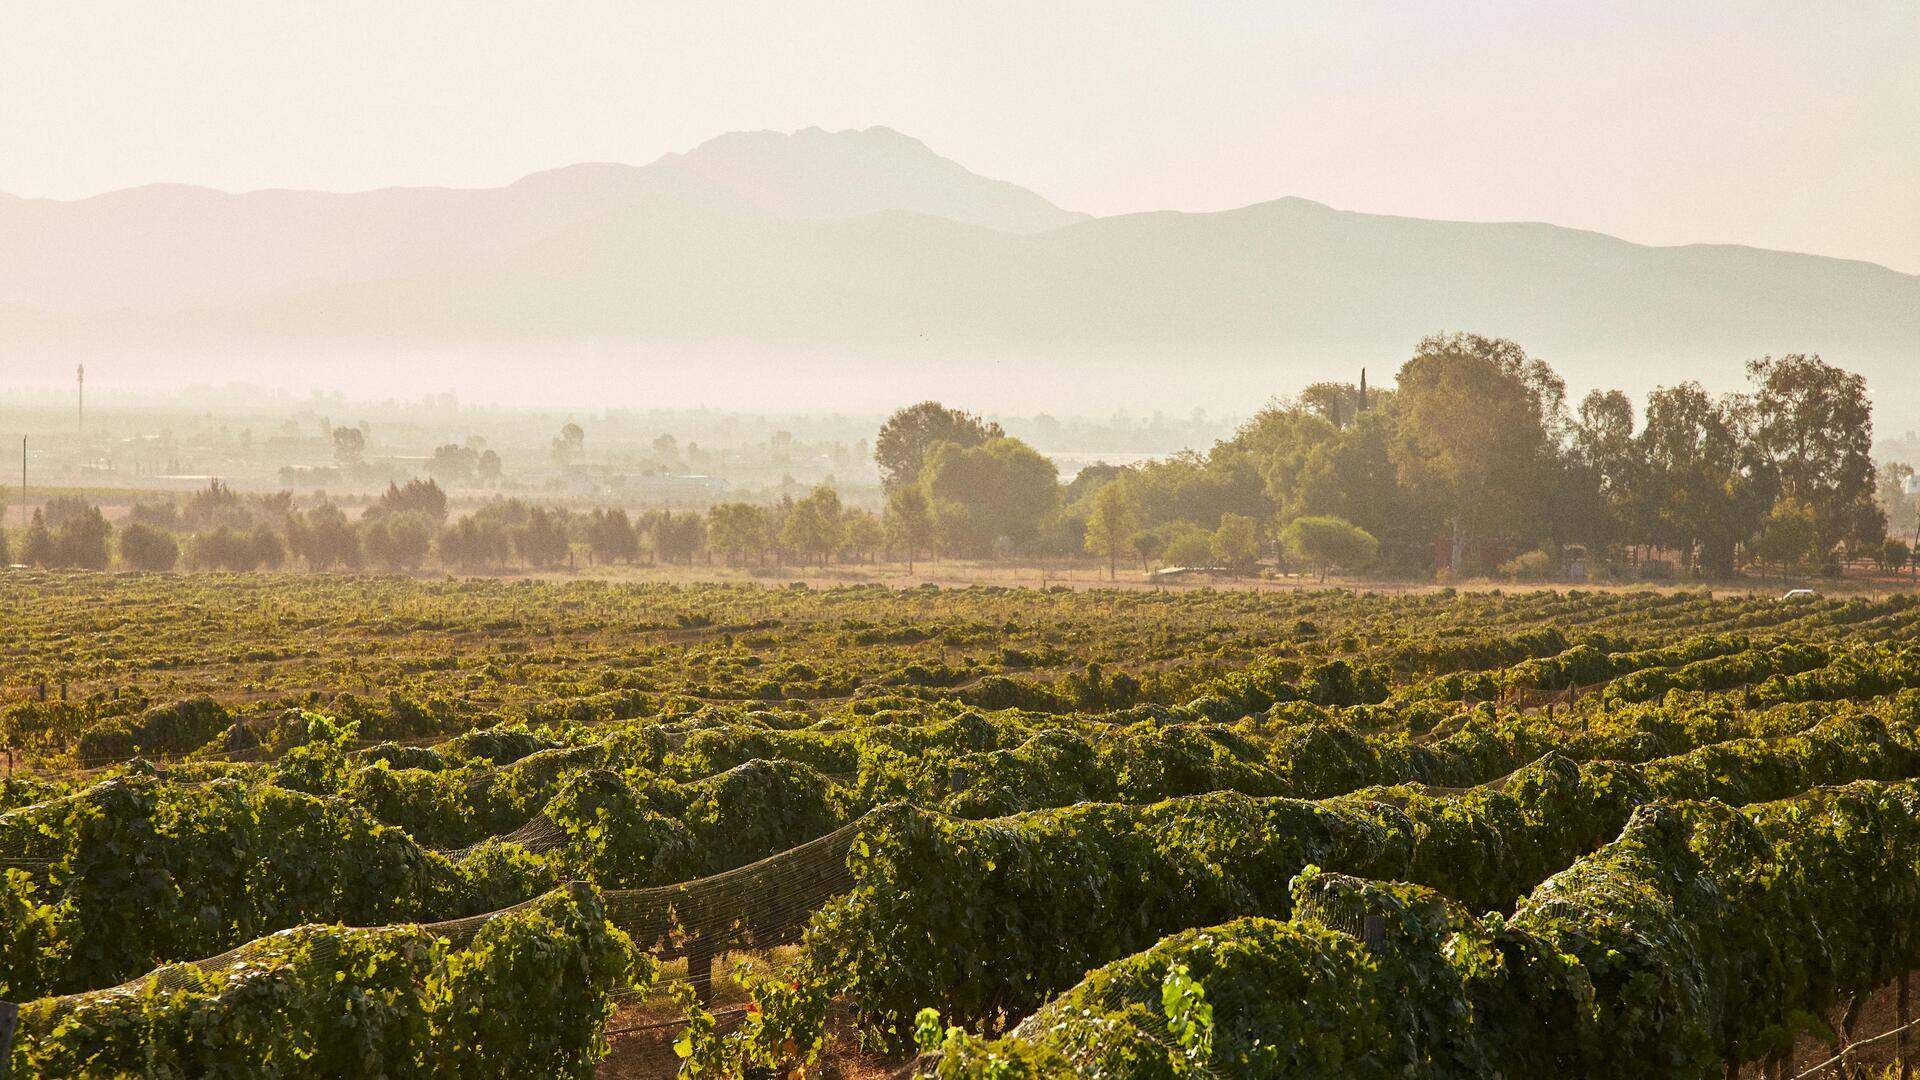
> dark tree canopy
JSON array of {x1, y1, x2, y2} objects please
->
[
  {"x1": 873, "y1": 402, "x2": 1004, "y2": 491},
  {"x1": 884, "y1": 486, "x2": 934, "y2": 570},
  {"x1": 290, "y1": 503, "x2": 363, "y2": 571},
  {"x1": 428, "y1": 444, "x2": 479, "y2": 485},
  {"x1": 331, "y1": 426, "x2": 366, "y2": 467},
  {"x1": 26, "y1": 502, "x2": 112, "y2": 569},
  {"x1": 118, "y1": 522, "x2": 180, "y2": 572},
  {"x1": 370, "y1": 479, "x2": 449, "y2": 524},
  {"x1": 1746, "y1": 354, "x2": 1884, "y2": 554},
  {"x1": 922, "y1": 436, "x2": 1058, "y2": 556},
  {"x1": 1389, "y1": 334, "x2": 1563, "y2": 566},
  {"x1": 6, "y1": 334, "x2": 1892, "y2": 586},
  {"x1": 1635, "y1": 382, "x2": 1775, "y2": 577}
]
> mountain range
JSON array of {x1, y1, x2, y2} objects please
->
[{"x1": 2, "y1": 126, "x2": 1916, "y2": 428}]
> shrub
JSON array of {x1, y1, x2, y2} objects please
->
[
  {"x1": 1279, "y1": 516, "x2": 1378, "y2": 582},
  {"x1": 75, "y1": 696, "x2": 231, "y2": 765},
  {"x1": 1499, "y1": 549, "x2": 1555, "y2": 581},
  {"x1": 117, "y1": 522, "x2": 180, "y2": 571}
]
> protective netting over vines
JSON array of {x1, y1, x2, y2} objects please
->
[
  {"x1": 35, "y1": 814, "x2": 863, "y2": 1014},
  {"x1": 10, "y1": 583, "x2": 1920, "y2": 1077},
  {"x1": 921, "y1": 781, "x2": 1920, "y2": 1078}
]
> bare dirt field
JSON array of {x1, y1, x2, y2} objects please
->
[{"x1": 428, "y1": 555, "x2": 1920, "y2": 601}]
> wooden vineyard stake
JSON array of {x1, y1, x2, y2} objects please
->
[
  {"x1": 686, "y1": 936, "x2": 715, "y2": 1008},
  {"x1": 1363, "y1": 915, "x2": 1385, "y2": 951},
  {"x1": 0, "y1": 1000, "x2": 15, "y2": 1076},
  {"x1": 1903, "y1": 971, "x2": 1913, "y2": 1080}
]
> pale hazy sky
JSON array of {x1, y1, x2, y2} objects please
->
[{"x1": 5, "y1": 1, "x2": 1917, "y2": 271}]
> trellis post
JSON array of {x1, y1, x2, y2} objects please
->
[
  {"x1": 0, "y1": 1000, "x2": 16, "y2": 1075},
  {"x1": 1901, "y1": 971, "x2": 1912, "y2": 1080}
]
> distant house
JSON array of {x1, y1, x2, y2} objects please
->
[
  {"x1": 1431, "y1": 537, "x2": 1518, "y2": 573},
  {"x1": 279, "y1": 465, "x2": 342, "y2": 487},
  {"x1": 609, "y1": 474, "x2": 730, "y2": 505},
  {"x1": 1147, "y1": 565, "x2": 1229, "y2": 583},
  {"x1": 562, "y1": 473, "x2": 602, "y2": 499}
]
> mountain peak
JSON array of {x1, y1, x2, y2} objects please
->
[
  {"x1": 652, "y1": 126, "x2": 1086, "y2": 234},
  {"x1": 677, "y1": 124, "x2": 931, "y2": 159}
]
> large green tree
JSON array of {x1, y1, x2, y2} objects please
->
[
  {"x1": 839, "y1": 511, "x2": 884, "y2": 563},
  {"x1": 1210, "y1": 513, "x2": 1259, "y2": 574},
  {"x1": 1746, "y1": 354, "x2": 1884, "y2": 559},
  {"x1": 707, "y1": 503, "x2": 771, "y2": 566},
  {"x1": 884, "y1": 487, "x2": 934, "y2": 571},
  {"x1": 1636, "y1": 383, "x2": 1774, "y2": 578},
  {"x1": 922, "y1": 437, "x2": 1059, "y2": 556},
  {"x1": 1569, "y1": 389, "x2": 1640, "y2": 552},
  {"x1": 1083, "y1": 481, "x2": 1142, "y2": 580},
  {"x1": 874, "y1": 403, "x2": 1003, "y2": 492},
  {"x1": 645, "y1": 510, "x2": 704, "y2": 565},
  {"x1": 513, "y1": 508, "x2": 572, "y2": 568},
  {"x1": 363, "y1": 511, "x2": 433, "y2": 571},
  {"x1": 1877, "y1": 462, "x2": 1917, "y2": 542},
  {"x1": 1751, "y1": 497, "x2": 1818, "y2": 576},
  {"x1": 1287, "y1": 412, "x2": 1401, "y2": 542},
  {"x1": 1388, "y1": 334, "x2": 1564, "y2": 568},
  {"x1": 1280, "y1": 515, "x2": 1379, "y2": 582},
  {"x1": 289, "y1": 502, "x2": 362, "y2": 570},
  {"x1": 583, "y1": 509, "x2": 640, "y2": 564},
  {"x1": 781, "y1": 486, "x2": 844, "y2": 566},
  {"x1": 1120, "y1": 451, "x2": 1265, "y2": 531},
  {"x1": 49, "y1": 504, "x2": 111, "y2": 569},
  {"x1": 1296, "y1": 381, "x2": 1364, "y2": 429}
]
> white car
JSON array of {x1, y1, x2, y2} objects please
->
[{"x1": 1780, "y1": 588, "x2": 1819, "y2": 602}]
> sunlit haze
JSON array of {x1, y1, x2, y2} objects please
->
[
  {"x1": 5, "y1": 1, "x2": 1916, "y2": 270},
  {"x1": 1, "y1": 2, "x2": 1916, "y2": 430},
  {"x1": 5, "y1": 10, "x2": 1920, "y2": 1061}
]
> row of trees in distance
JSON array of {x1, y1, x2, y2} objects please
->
[
  {"x1": 868, "y1": 338, "x2": 1910, "y2": 581},
  {"x1": 4, "y1": 334, "x2": 1914, "y2": 582}
]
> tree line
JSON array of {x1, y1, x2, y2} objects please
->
[
  {"x1": 870, "y1": 336, "x2": 1909, "y2": 581},
  {"x1": 4, "y1": 334, "x2": 1910, "y2": 581},
  {"x1": 0, "y1": 478, "x2": 891, "y2": 574}
]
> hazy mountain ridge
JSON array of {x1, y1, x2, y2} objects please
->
[
  {"x1": 649, "y1": 126, "x2": 1088, "y2": 232},
  {"x1": 0, "y1": 126, "x2": 1084, "y2": 311},
  {"x1": 2, "y1": 127, "x2": 1916, "y2": 425}
]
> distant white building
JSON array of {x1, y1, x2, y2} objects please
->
[
  {"x1": 1906, "y1": 474, "x2": 1920, "y2": 496},
  {"x1": 610, "y1": 474, "x2": 730, "y2": 505}
]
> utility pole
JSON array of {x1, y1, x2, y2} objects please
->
[
  {"x1": 18, "y1": 436, "x2": 25, "y2": 537},
  {"x1": 76, "y1": 365, "x2": 85, "y2": 436}
]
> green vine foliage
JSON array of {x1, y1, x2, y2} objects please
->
[
  {"x1": 808, "y1": 793, "x2": 1403, "y2": 1050},
  {"x1": 1158, "y1": 962, "x2": 1212, "y2": 1074},
  {"x1": 543, "y1": 769, "x2": 699, "y2": 888},
  {"x1": 927, "y1": 779, "x2": 1920, "y2": 1079},
  {"x1": 3, "y1": 685, "x2": 1910, "y2": 1054},
  {"x1": 11, "y1": 884, "x2": 648, "y2": 1078},
  {"x1": 0, "y1": 869, "x2": 67, "y2": 998},
  {"x1": 3, "y1": 588, "x2": 1920, "y2": 1074},
  {"x1": 432, "y1": 884, "x2": 648, "y2": 1078},
  {"x1": 73, "y1": 696, "x2": 232, "y2": 767},
  {"x1": 819, "y1": 702, "x2": 1920, "y2": 1049},
  {"x1": 0, "y1": 774, "x2": 460, "y2": 994},
  {"x1": 669, "y1": 959, "x2": 835, "y2": 1077}
]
